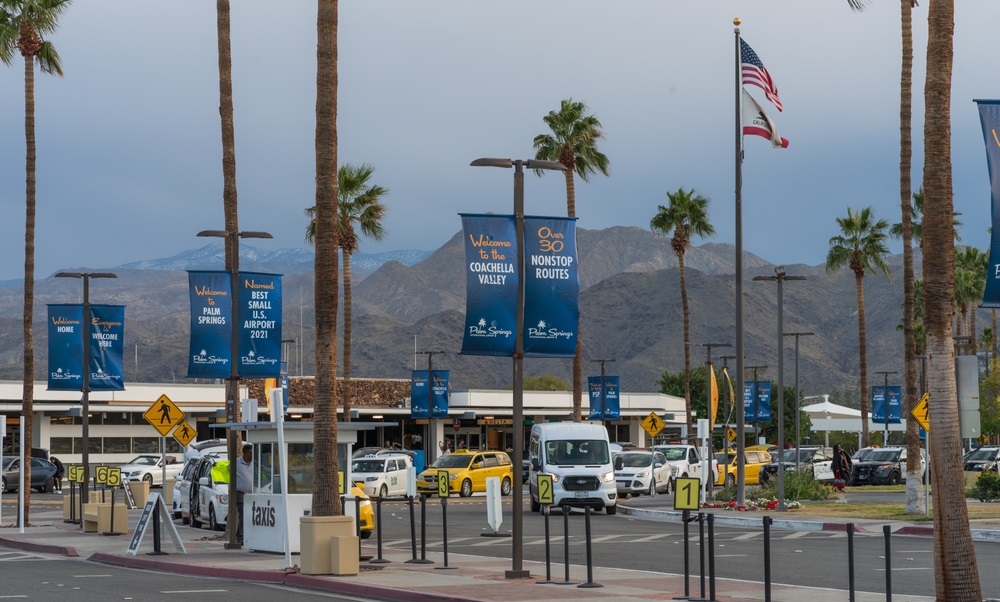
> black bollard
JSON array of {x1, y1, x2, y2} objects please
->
[
  {"x1": 408, "y1": 495, "x2": 433, "y2": 564},
  {"x1": 672, "y1": 510, "x2": 692, "y2": 600},
  {"x1": 556, "y1": 505, "x2": 576, "y2": 585},
  {"x1": 708, "y1": 512, "x2": 717, "y2": 602},
  {"x1": 699, "y1": 512, "x2": 706, "y2": 599},
  {"x1": 537, "y1": 505, "x2": 556, "y2": 584},
  {"x1": 101, "y1": 487, "x2": 123, "y2": 536},
  {"x1": 370, "y1": 497, "x2": 389, "y2": 564},
  {"x1": 436, "y1": 496, "x2": 456, "y2": 570},
  {"x1": 763, "y1": 515, "x2": 772, "y2": 602},
  {"x1": 848, "y1": 523, "x2": 856, "y2": 602},
  {"x1": 577, "y1": 506, "x2": 603, "y2": 588},
  {"x1": 883, "y1": 524, "x2": 892, "y2": 602},
  {"x1": 405, "y1": 495, "x2": 420, "y2": 563},
  {"x1": 66, "y1": 481, "x2": 78, "y2": 524}
]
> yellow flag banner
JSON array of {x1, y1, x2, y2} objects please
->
[
  {"x1": 710, "y1": 366, "x2": 719, "y2": 431},
  {"x1": 264, "y1": 378, "x2": 278, "y2": 415},
  {"x1": 722, "y1": 367, "x2": 737, "y2": 420}
]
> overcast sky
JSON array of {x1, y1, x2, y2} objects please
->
[{"x1": 0, "y1": 1, "x2": 997, "y2": 282}]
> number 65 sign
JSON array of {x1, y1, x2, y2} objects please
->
[{"x1": 673, "y1": 477, "x2": 702, "y2": 511}]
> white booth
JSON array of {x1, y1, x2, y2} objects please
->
[{"x1": 236, "y1": 420, "x2": 389, "y2": 554}]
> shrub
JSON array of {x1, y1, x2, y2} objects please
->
[
  {"x1": 971, "y1": 471, "x2": 1000, "y2": 502},
  {"x1": 757, "y1": 470, "x2": 833, "y2": 501}
]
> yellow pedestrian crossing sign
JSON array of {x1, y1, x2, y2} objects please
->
[
  {"x1": 144, "y1": 394, "x2": 184, "y2": 437},
  {"x1": 641, "y1": 412, "x2": 665, "y2": 438},
  {"x1": 172, "y1": 420, "x2": 197, "y2": 447},
  {"x1": 910, "y1": 393, "x2": 930, "y2": 432}
]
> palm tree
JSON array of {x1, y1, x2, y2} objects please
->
[
  {"x1": 306, "y1": 163, "x2": 388, "y2": 423},
  {"x1": 215, "y1": 0, "x2": 241, "y2": 546},
  {"x1": 923, "y1": 0, "x2": 981, "y2": 596},
  {"x1": 826, "y1": 207, "x2": 891, "y2": 447},
  {"x1": 533, "y1": 99, "x2": 610, "y2": 422},
  {"x1": 0, "y1": 0, "x2": 70, "y2": 527},
  {"x1": 891, "y1": 187, "x2": 962, "y2": 246},
  {"x1": 954, "y1": 247, "x2": 986, "y2": 351},
  {"x1": 650, "y1": 188, "x2": 715, "y2": 437},
  {"x1": 311, "y1": 0, "x2": 341, "y2": 518}
]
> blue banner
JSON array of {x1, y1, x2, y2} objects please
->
[
  {"x1": 587, "y1": 375, "x2": 620, "y2": 420},
  {"x1": 411, "y1": 370, "x2": 449, "y2": 418},
  {"x1": 871, "y1": 385, "x2": 902, "y2": 424},
  {"x1": 460, "y1": 214, "x2": 518, "y2": 356},
  {"x1": 523, "y1": 216, "x2": 579, "y2": 357},
  {"x1": 88, "y1": 305, "x2": 125, "y2": 391},
  {"x1": 280, "y1": 361, "x2": 290, "y2": 415},
  {"x1": 237, "y1": 272, "x2": 282, "y2": 378},
  {"x1": 47, "y1": 304, "x2": 85, "y2": 391},
  {"x1": 977, "y1": 100, "x2": 1000, "y2": 307},
  {"x1": 187, "y1": 271, "x2": 232, "y2": 379},
  {"x1": 743, "y1": 381, "x2": 772, "y2": 423}
]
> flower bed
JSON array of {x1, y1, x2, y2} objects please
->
[{"x1": 702, "y1": 497, "x2": 802, "y2": 511}]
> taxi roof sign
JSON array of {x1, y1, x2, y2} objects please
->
[{"x1": 143, "y1": 394, "x2": 185, "y2": 437}]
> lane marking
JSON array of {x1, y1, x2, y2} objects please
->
[{"x1": 160, "y1": 590, "x2": 229, "y2": 594}]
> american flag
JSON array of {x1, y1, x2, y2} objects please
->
[{"x1": 740, "y1": 38, "x2": 782, "y2": 112}]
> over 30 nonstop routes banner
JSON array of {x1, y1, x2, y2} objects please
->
[
  {"x1": 47, "y1": 304, "x2": 126, "y2": 391},
  {"x1": 459, "y1": 213, "x2": 579, "y2": 357},
  {"x1": 410, "y1": 370, "x2": 450, "y2": 419},
  {"x1": 977, "y1": 100, "x2": 1000, "y2": 306},
  {"x1": 587, "y1": 376, "x2": 620, "y2": 420},
  {"x1": 743, "y1": 381, "x2": 772, "y2": 423},
  {"x1": 187, "y1": 270, "x2": 283, "y2": 379}
]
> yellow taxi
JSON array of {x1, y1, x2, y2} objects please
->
[
  {"x1": 416, "y1": 449, "x2": 514, "y2": 497},
  {"x1": 714, "y1": 449, "x2": 773, "y2": 488},
  {"x1": 350, "y1": 483, "x2": 376, "y2": 538}
]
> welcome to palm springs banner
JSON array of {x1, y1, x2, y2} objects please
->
[
  {"x1": 188, "y1": 271, "x2": 233, "y2": 378},
  {"x1": 977, "y1": 99, "x2": 1000, "y2": 306}
]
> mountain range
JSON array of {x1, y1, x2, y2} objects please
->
[{"x1": 0, "y1": 228, "x2": 954, "y2": 399}]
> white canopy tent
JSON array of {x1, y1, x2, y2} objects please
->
[{"x1": 802, "y1": 395, "x2": 906, "y2": 448}]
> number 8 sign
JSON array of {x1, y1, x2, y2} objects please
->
[{"x1": 673, "y1": 477, "x2": 702, "y2": 511}]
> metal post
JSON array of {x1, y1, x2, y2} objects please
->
[
  {"x1": 763, "y1": 516, "x2": 772, "y2": 602},
  {"x1": 702, "y1": 343, "x2": 731, "y2": 499},
  {"x1": 577, "y1": 506, "x2": 602, "y2": 588},
  {"x1": 875, "y1": 371, "x2": 897, "y2": 446},
  {"x1": 884, "y1": 524, "x2": 892, "y2": 601},
  {"x1": 784, "y1": 332, "x2": 814, "y2": 475},
  {"x1": 436, "y1": 497, "x2": 455, "y2": 570},
  {"x1": 371, "y1": 497, "x2": 389, "y2": 563},
  {"x1": 734, "y1": 24, "x2": 747, "y2": 508}
]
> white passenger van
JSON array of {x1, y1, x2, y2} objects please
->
[{"x1": 527, "y1": 422, "x2": 617, "y2": 515}]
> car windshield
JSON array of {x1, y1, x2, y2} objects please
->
[
  {"x1": 658, "y1": 447, "x2": 688, "y2": 461},
  {"x1": 776, "y1": 449, "x2": 814, "y2": 463},
  {"x1": 1, "y1": 458, "x2": 14, "y2": 470},
  {"x1": 618, "y1": 452, "x2": 653, "y2": 468},
  {"x1": 126, "y1": 456, "x2": 158, "y2": 466},
  {"x1": 431, "y1": 454, "x2": 474, "y2": 469},
  {"x1": 545, "y1": 440, "x2": 610, "y2": 465},
  {"x1": 352, "y1": 459, "x2": 385, "y2": 473},
  {"x1": 852, "y1": 448, "x2": 875, "y2": 461},
  {"x1": 866, "y1": 449, "x2": 902, "y2": 463},
  {"x1": 967, "y1": 448, "x2": 999, "y2": 461}
]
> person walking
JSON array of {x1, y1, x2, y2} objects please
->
[
  {"x1": 832, "y1": 444, "x2": 852, "y2": 487},
  {"x1": 235, "y1": 443, "x2": 253, "y2": 544},
  {"x1": 51, "y1": 456, "x2": 64, "y2": 493}
]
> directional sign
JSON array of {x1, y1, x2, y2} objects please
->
[
  {"x1": 641, "y1": 412, "x2": 665, "y2": 439},
  {"x1": 106, "y1": 467, "x2": 122, "y2": 488},
  {"x1": 673, "y1": 477, "x2": 702, "y2": 511},
  {"x1": 172, "y1": 420, "x2": 197, "y2": 447},
  {"x1": 910, "y1": 393, "x2": 930, "y2": 432},
  {"x1": 95, "y1": 465, "x2": 109, "y2": 485},
  {"x1": 143, "y1": 394, "x2": 184, "y2": 437}
]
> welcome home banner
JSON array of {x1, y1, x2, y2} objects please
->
[
  {"x1": 460, "y1": 214, "x2": 518, "y2": 356},
  {"x1": 743, "y1": 381, "x2": 772, "y2": 423},
  {"x1": 47, "y1": 304, "x2": 85, "y2": 391},
  {"x1": 976, "y1": 100, "x2": 1000, "y2": 306},
  {"x1": 587, "y1": 376, "x2": 621, "y2": 421},
  {"x1": 870, "y1": 385, "x2": 902, "y2": 424},
  {"x1": 188, "y1": 271, "x2": 233, "y2": 379},
  {"x1": 47, "y1": 304, "x2": 126, "y2": 391},
  {"x1": 88, "y1": 304, "x2": 126, "y2": 391},
  {"x1": 410, "y1": 370, "x2": 450, "y2": 419},
  {"x1": 523, "y1": 216, "x2": 579, "y2": 358}
]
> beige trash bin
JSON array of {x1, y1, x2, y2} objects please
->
[{"x1": 299, "y1": 515, "x2": 358, "y2": 576}]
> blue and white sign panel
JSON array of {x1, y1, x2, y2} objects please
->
[
  {"x1": 411, "y1": 370, "x2": 450, "y2": 419},
  {"x1": 975, "y1": 100, "x2": 1000, "y2": 307},
  {"x1": 743, "y1": 381, "x2": 772, "y2": 423},
  {"x1": 88, "y1": 304, "x2": 125, "y2": 391},
  {"x1": 47, "y1": 304, "x2": 85, "y2": 391},
  {"x1": 523, "y1": 216, "x2": 579, "y2": 358},
  {"x1": 187, "y1": 271, "x2": 233, "y2": 379},
  {"x1": 237, "y1": 272, "x2": 282, "y2": 378},
  {"x1": 587, "y1": 376, "x2": 621, "y2": 421},
  {"x1": 871, "y1": 385, "x2": 902, "y2": 424},
  {"x1": 460, "y1": 214, "x2": 518, "y2": 356}
]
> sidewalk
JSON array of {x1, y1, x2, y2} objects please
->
[{"x1": 0, "y1": 501, "x2": 951, "y2": 602}]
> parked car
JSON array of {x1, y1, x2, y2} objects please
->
[
  {"x1": 759, "y1": 446, "x2": 835, "y2": 485},
  {"x1": 652, "y1": 444, "x2": 719, "y2": 489},
  {"x1": 614, "y1": 449, "x2": 674, "y2": 497},
  {"x1": 851, "y1": 446, "x2": 926, "y2": 485},
  {"x1": 964, "y1": 447, "x2": 1000, "y2": 472},
  {"x1": 119, "y1": 454, "x2": 184, "y2": 487},
  {"x1": 714, "y1": 450, "x2": 772, "y2": 487},
  {"x1": 351, "y1": 453, "x2": 412, "y2": 498},
  {"x1": 417, "y1": 450, "x2": 514, "y2": 498},
  {"x1": 1, "y1": 457, "x2": 57, "y2": 493},
  {"x1": 528, "y1": 422, "x2": 617, "y2": 515}
]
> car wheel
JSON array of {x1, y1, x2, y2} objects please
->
[
  {"x1": 888, "y1": 472, "x2": 901, "y2": 486},
  {"x1": 209, "y1": 504, "x2": 222, "y2": 531},
  {"x1": 42, "y1": 479, "x2": 53, "y2": 494},
  {"x1": 725, "y1": 474, "x2": 736, "y2": 488},
  {"x1": 501, "y1": 477, "x2": 512, "y2": 496},
  {"x1": 143, "y1": 474, "x2": 154, "y2": 487},
  {"x1": 606, "y1": 504, "x2": 617, "y2": 516},
  {"x1": 379, "y1": 484, "x2": 389, "y2": 499},
  {"x1": 1, "y1": 477, "x2": 6, "y2": 494},
  {"x1": 360, "y1": 529, "x2": 372, "y2": 540},
  {"x1": 459, "y1": 479, "x2": 473, "y2": 498},
  {"x1": 529, "y1": 487, "x2": 541, "y2": 512}
]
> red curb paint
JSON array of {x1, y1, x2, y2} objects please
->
[{"x1": 0, "y1": 537, "x2": 78, "y2": 557}]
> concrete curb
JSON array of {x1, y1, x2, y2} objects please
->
[
  {"x1": 89, "y1": 552, "x2": 287, "y2": 582},
  {"x1": 0, "y1": 535, "x2": 78, "y2": 557}
]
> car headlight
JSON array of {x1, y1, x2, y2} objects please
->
[
  {"x1": 365, "y1": 476, "x2": 378, "y2": 482},
  {"x1": 635, "y1": 471, "x2": 649, "y2": 478},
  {"x1": 601, "y1": 471, "x2": 614, "y2": 483},
  {"x1": 670, "y1": 466, "x2": 679, "y2": 476},
  {"x1": 449, "y1": 474, "x2": 458, "y2": 480},
  {"x1": 219, "y1": 494, "x2": 228, "y2": 504},
  {"x1": 875, "y1": 464, "x2": 892, "y2": 474}
]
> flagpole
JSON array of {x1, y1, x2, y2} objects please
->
[{"x1": 733, "y1": 18, "x2": 746, "y2": 506}]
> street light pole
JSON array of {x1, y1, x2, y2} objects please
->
[
  {"x1": 783, "y1": 331, "x2": 814, "y2": 471},
  {"x1": 471, "y1": 157, "x2": 565, "y2": 580},
  {"x1": 198, "y1": 228, "x2": 272, "y2": 549},
  {"x1": 701, "y1": 342, "x2": 730, "y2": 499},
  {"x1": 55, "y1": 271, "x2": 117, "y2": 512},
  {"x1": 874, "y1": 370, "x2": 898, "y2": 446},
  {"x1": 754, "y1": 267, "x2": 806, "y2": 509},
  {"x1": 591, "y1": 358, "x2": 615, "y2": 434}
]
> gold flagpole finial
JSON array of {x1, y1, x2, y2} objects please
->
[{"x1": 734, "y1": 17, "x2": 741, "y2": 26}]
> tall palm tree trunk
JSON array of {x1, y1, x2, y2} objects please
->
[
  {"x1": 20, "y1": 53, "x2": 36, "y2": 526},
  {"x1": 678, "y1": 254, "x2": 692, "y2": 437},
  {"x1": 562, "y1": 166, "x2": 582, "y2": 422},
  {"x1": 855, "y1": 272, "x2": 871, "y2": 446},
  {"x1": 312, "y1": 0, "x2": 340, "y2": 517},
  {"x1": 924, "y1": 0, "x2": 980, "y2": 597},
  {"x1": 342, "y1": 251, "x2": 352, "y2": 422}
]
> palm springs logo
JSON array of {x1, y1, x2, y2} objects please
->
[
  {"x1": 50, "y1": 367, "x2": 81, "y2": 381},
  {"x1": 242, "y1": 349, "x2": 278, "y2": 366},
  {"x1": 192, "y1": 349, "x2": 228, "y2": 365},
  {"x1": 527, "y1": 318, "x2": 574, "y2": 341},
  {"x1": 467, "y1": 317, "x2": 512, "y2": 339}
]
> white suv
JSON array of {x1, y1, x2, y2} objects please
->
[{"x1": 351, "y1": 453, "x2": 412, "y2": 498}]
